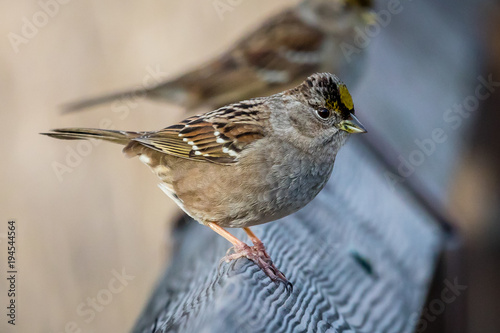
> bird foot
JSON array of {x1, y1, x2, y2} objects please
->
[{"x1": 223, "y1": 243, "x2": 292, "y2": 291}]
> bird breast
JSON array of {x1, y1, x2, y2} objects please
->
[{"x1": 139, "y1": 139, "x2": 337, "y2": 228}]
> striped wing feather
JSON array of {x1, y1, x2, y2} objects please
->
[
  {"x1": 238, "y1": 9, "x2": 324, "y2": 74},
  {"x1": 132, "y1": 101, "x2": 268, "y2": 164}
]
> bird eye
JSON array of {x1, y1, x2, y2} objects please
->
[{"x1": 316, "y1": 108, "x2": 331, "y2": 119}]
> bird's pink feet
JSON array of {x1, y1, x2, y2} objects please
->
[
  {"x1": 223, "y1": 241, "x2": 291, "y2": 290},
  {"x1": 207, "y1": 223, "x2": 292, "y2": 290}
]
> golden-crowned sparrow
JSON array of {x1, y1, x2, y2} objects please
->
[
  {"x1": 64, "y1": 0, "x2": 373, "y2": 112},
  {"x1": 44, "y1": 73, "x2": 366, "y2": 287}
]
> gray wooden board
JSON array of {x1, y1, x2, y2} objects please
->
[{"x1": 133, "y1": 138, "x2": 444, "y2": 333}]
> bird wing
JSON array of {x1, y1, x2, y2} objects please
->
[
  {"x1": 130, "y1": 99, "x2": 269, "y2": 164},
  {"x1": 236, "y1": 9, "x2": 325, "y2": 81}
]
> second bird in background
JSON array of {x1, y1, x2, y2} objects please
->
[{"x1": 65, "y1": 0, "x2": 374, "y2": 112}]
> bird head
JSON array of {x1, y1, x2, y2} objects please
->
[{"x1": 277, "y1": 73, "x2": 366, "y2": 155}]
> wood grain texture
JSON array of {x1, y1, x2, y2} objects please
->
[{"x1": 133, "y1": 139, "x2": 444, "y2": 333}]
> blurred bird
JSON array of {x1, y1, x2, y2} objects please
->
[
  {"x1": 64, "y1": 0, "x2": 374, "y2": 112},
  {"x1": 46, "y1": 73, "x2": 366, "y2": 286}
]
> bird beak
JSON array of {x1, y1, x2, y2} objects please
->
[{"x1": 337, "y1": 113, "x2": 367, "y2": 134}]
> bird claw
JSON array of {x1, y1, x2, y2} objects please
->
[
  {"x1": 225, "y1": 246, "x2": 237, "y2": 257},
  {"x1": 222, "y1": 243, "x2": 292, "y2": 291}
]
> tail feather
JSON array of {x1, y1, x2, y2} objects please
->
[
  {"x1": 62, "y1": 81, "x2": 191, "y2": 113},
  {"x1": 62, "y1": 88, "x2": 146, "y2": 113},
  {"x1": 40, "y1": 128, "x2": 141, "y2": 145}
]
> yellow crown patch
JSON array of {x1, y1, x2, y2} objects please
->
[{"x1": 339, "y1": 84, "x2": 353, "y2": 110}]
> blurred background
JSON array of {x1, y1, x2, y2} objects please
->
[{"x1": 0, "y1": 0, "x2": 499, "y2": 332}]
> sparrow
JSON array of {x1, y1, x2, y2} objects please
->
[
  {"x1": 64, "y1": 0, "x2": 373, "y2": 112},
  {"x1": 44, "y1": 73, "x2": 367, "y2": 287}
]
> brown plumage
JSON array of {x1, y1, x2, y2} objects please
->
[{"x1": 63, "y1": 0, "x2": 373, "y2": 112}]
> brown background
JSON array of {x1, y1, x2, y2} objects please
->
[{"x1": 0, "y1": 1, "x2": 290, "y2": 332}]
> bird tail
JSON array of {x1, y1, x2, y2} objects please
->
[
  {"x1": 62, "y1": 80, "x2": 192, "y2": 113},
  {"x1": 41, "y1": 128, "x2": 141, "y2": 145},
  {"x1": 62, "y1": 88, "x2": 148, "y2": 113}
]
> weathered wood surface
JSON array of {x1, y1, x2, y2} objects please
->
[{"x1": 133, "y1": 139, "x2": 445, "y2": 333}]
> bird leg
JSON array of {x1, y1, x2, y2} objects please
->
[
  {"x1": 207, "y1": 222, "x2": 290, "y2": 289},
  {"x1": 243, "y1": 227, "x2": 269, "y2": 259}
]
